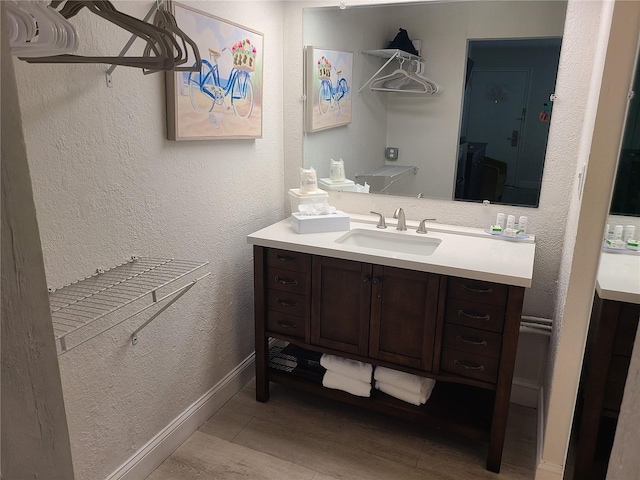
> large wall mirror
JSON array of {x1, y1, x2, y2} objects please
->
[
  {"x1": 302, "y1": 1, "x2": 567, "y2": 207},
  {"x1": 611, "y1": 51, "x2": 640, "y2": 217}
]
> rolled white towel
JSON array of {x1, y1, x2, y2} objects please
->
[
  {"x1": 323, "y1": 370, "x2": 372, "y2": 397},
  {"x1": 374, "y1": 366, "x2": 432, "y2": 395},
  {"x1": 375, "y1": 380, "x2": 435, "y2": 406},
  {"x1": 320, "y1": 354, "x2": 373, "y2": 383}
]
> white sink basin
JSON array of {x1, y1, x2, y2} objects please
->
[{"x1": 336, "y1": 229, "x2": 442, "y2": 256}]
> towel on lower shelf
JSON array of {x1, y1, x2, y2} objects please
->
[
  {"x1": 375, "y1": 380, "x2": 435, "y2": 406},
  {"x1": 323, "y1": 370, "x2": 372, "y2": 397},
  {"x1": 320, "y1": 353, "x2": 373, "y2": 383},
  {"x1": 374, "y1": 366, "x2": 434, "y2": 395}
]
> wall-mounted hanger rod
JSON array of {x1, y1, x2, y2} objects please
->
[{"x1": 106, "y1": 0, "x2": 166, "y2": 87}]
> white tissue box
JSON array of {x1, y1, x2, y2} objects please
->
[
  {"x1": 288, "y1": 188, "x2": 329, "y2": 213},
  {"x1": 291, "y1": 211, "x2": 350, "y2": 234},
  {"x1": 318, "y1": 178, "x2": 358, "y2": 192}
]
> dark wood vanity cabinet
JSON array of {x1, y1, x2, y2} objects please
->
[
  {"x1": 253, "y1": 245, "x2": 526, "y2": 473},
  {"x1": 573, "y1": 294, "x2": 640, "y2": 479}
]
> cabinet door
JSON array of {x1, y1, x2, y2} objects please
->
[
  {"x1": 311, "y1": 256, "x2": 372, "y2": 355},
  {"x1": 369, "y1": 266, "x2": 440, "y2": 370}
]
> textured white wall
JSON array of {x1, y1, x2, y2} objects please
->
[{"x1": 13, "y1": 2, "x2": 284, "y2": 479}]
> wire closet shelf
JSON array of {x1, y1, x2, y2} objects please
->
[{"x1": 49, "y1": 257, "x2": 210, "y2": 355}]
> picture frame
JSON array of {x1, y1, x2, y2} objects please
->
[
  {"x1": 305, "y1": 46, "x2": 353, "y2": 133},
  {"x1": 166, "y1": 2, "x2": 264, "y2": 140}
]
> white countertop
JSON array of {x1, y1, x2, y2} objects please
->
[
  {"x1": 247, "y1": 214, "x2": 536, "y2": 287},
  {"x1": 596, "y1": 252, "x2": 640, "y2": 304}
]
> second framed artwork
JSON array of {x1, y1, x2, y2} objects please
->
[
  {"x1": 166, "y1": 2, "x2": 264, "y2": 140},
  {"x1": 305, "y1": 46, "x2": 353, "y2": 133}
]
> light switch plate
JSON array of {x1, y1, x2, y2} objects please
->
[{"x1": 385, "y1": 147, "x2": 399, "y2": 160}]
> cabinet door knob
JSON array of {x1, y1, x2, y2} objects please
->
[
  {"x1": 454, "y1": 359, "x2": 485, "y2": 371},
  {"x1": 458, "y1": 310, "x2": 491, "y2": 321},
  {"x1": 463, "y1": 284, "x2": 493, "y2": 294},
  {"x1": 276, "y1": 320, "x2": 297, "y2": 328},
  {"x1": 362, "y1": 276, "x2": 370, "y2": 284},
  {"x1": 456, "y1": 335, "x2": 488, "y2": 346},
  {"x1": 276, "y1": 299, "x2": 299, "y2": 307},
  {"x1": 275, "y1": 276, "x2": 299, "y2": 286},
  {"x1": 372, "y1": 277, "x2": 382, "y2": 285},
  {"x1": 275, "y1": 254, "x2": 296, "y2": 262}
]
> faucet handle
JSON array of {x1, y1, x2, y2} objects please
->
[
  {"x1": 393, "y1": 208, "x2": 403, "y2": 219},
  {"x1": 370, "y1": 211, "x2": 387, "y2": 229},
  {"x1": 417, "y1": 218, "x2": 436, "y2": 234}
]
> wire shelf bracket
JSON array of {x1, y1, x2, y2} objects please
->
[{"x1": 48, "y1": 256, "x2": 211, "y2": 355}]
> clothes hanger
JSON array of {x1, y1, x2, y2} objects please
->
[
  {"x1": 22, "y1": 1, "x2": 170, "y2": 69},
  {"x1": 370, "y1": 59, "x2": 441, "y2": 94}
]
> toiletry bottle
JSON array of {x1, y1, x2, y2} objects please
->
[
  {"x1": 518, "y1": 216, "x2": 528, "y2": 235},
  {"x1": 506, "y1": 215, "x2": 516, "y2": 230},
  {"x1": 614, "y1": 225, "x2": 624, "y2": 240},
  {"x1": 496, "y1": 213, "x2": 505, "y2": 230},
  {"x1": 624, "y1": 225, "x2": 636, "y2": 242}
]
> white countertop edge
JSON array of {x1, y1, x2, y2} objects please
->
[
  {"x1": 248, "y1": 216, "x2": 535, "y2": 288},
  {"x1": 596, "y1": 252, "x2": 640, "y2": 304}
]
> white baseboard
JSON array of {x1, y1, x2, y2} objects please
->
[
  {"x1": 534, "y1": 387, "x2": 565, "y2": 479},
  {"x1": 106, "y1": 352, "x2": 256, "y2": 480}
]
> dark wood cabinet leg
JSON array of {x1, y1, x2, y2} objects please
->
[
  {"x1": 255, "y1": 335, "x2": 270, "y2": 402},
  {"x1": 254, "y1": 245, "x2": 269, "y2": 402}
]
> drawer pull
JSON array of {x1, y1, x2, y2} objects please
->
[
  {"x1": 456, "y1": 335, "x2": 488, "y2": 347},
  {"x1": 274, "y1": 276, "x2": 299, "y2": 286},
  {"x1": 458, "y1": 309, "x2": 491, "y2": 321},
  {"x1": 463, "y1": 284, "x2": 493, "y2": 294},
  {"x1": 275, "y1": 299, "x2": 299, "y2": 307},
  {"x1": 275, "y1": 254, "x2": 296, "y2": 263},
  {"x1": 275, "y1": 319, "x2": 298, "y2": 329},
  {"x1": 454, "y1": 359, "x2": 485, "y2": 371}
]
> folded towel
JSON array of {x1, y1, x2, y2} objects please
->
[
  {"x1": 374, "y1": 366, "x2": 433, "y2": 395},
  {"x1": 320, "y1": 354, "x2": 373, "y2": 383},
  {"x1": 323, "y1": 370, "x2": 372, "y2": 397},
  {"x1": 374, "y1": 379, "x2": 436, "y2": 406}
]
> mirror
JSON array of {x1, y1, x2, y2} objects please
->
[
  {"x1": 611, "y1": 50, "x2": 640, "y2": 217},
  {"x1": 302, "y1": 1, "x2": 567, "y2": 207}
]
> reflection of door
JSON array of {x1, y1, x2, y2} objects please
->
[{"x1": 465, "y1": 70, "x2": 530, "y2": 186}]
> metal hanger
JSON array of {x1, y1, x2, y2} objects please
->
[
  {"x1": 21, "y1": 0, "x2": 197, "y2": 72},
  {"x1": 370, "y1": 58, "x2": 441, "y2": 94}
]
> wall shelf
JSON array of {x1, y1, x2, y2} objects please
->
[{"x1": 49, "y1": 257, "x2": 210, "y2": 355}]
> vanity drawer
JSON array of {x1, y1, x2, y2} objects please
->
[
  {"x1": 266, "y1": 267, "x2": 309, "y2": 295},
  {"x1": 266, "y1": 248, "x2": 311, "y2": 273},
  {"x1": 448, "y1": 277, "x2": 508, "y2": 307},
  {"x1": 445, "y1": 298, "x2": 505, "y2": 333},
  {"x1": 441, "y1": 348, "x2": 499, "y2": 384},
  {"x1": 267, "y1": 290, "x2": 308, "y2": 318},
  {"x1": 266, "y1": 311, "x2": 306, "y2": 339},
  {"x1": 443, "y1": 324, "x2": 502, "y2": 359}
]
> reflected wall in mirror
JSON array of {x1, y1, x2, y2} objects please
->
[
  {"x1": 303, "y1": 1, "x2": 567, "y2": 207},
  {"x1": 611, "y1": 48, "x2": 640, "y2": 217}
]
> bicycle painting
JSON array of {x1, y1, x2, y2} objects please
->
[
  {"x1": 305, "y1": 46, "x2": 353, "y2": 132},
  {"x1": 167, "y1": 3, "x2": 263, "y2": 141}
]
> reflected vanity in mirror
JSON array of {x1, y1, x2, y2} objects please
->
[
  {"x1": 303, "y1": 1, "x2": 567, "y2": 207},
  {"x1": 568, "y1": 43, "x2": 640, "y2": 480}
]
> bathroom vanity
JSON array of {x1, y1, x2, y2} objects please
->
[{"x1": 248, "y1": 215, "x2": 536, "y2": 473}]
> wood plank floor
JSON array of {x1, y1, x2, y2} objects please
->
[{"x1": 147, "y1": 378, "x2": 537, "y2": 480}]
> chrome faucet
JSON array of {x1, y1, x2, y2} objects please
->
[
  {"x1": 417, "y1": 218, "x2": 437, "y2": 234},
  {"x1": 393, "y1": 208, "x2": 407, "y2": 231}
]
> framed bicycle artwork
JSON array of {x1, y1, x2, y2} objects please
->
[
  {"x1": 166, "y1": 2, "x2": 263, "y2": 140},
  {"x1": 305, "y1": 46, "x2": 353, "y2": 133}
]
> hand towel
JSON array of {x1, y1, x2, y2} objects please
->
[
  {"x1": 374, "y1": 379, "x2": 436, "y2": 406},
  {"x1": 323, "y1": 370, "x2": 372, "y2": 398},
  {"x1": 374, "y1": 366, "x2": 432, "y2": 395},
  {"x1": 320, "y1": 354, "x2": 373, "y2": 383}
]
